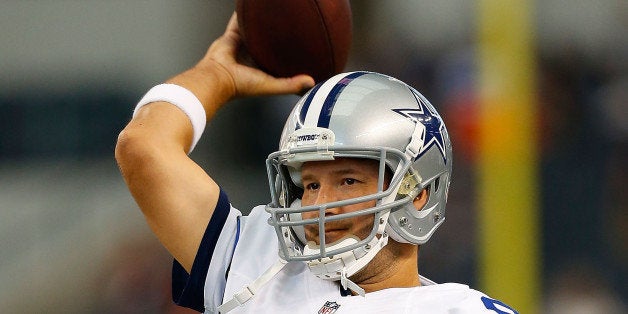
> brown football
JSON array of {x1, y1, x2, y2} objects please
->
[{"x1": 236, "y1": 0, "x2": 352, "y2": 83}]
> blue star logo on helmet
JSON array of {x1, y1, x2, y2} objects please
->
[{"x1": 392, "y1": 91, "x2": 448, "y2": 163}]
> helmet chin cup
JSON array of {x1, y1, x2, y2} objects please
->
[{"x1": 303, "y1": 235, "x2": 385, "y2": 282}]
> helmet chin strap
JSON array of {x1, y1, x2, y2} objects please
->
[
  {"x1": 340, "y1": 269, "x2": 363, "y2": 296},
  {"x1": 303, "y1": 232, "x2": 389, "y2": 297},
  {"x1": 217, "y1": 258, "x2": 288, "y2": 313},
  {"x1": 339, "y1": 231, "x2": 389, "y2": 296}
]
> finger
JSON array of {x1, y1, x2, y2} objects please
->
[
  {"x1": 225, "y1": 12, "x2": 239, "y2": 34},
  {"x1": 221, "y1": 13, "x2": 242, "y2": 52},
  {"x1": 204, "y1": 13, "x2": 241, "y2": 65},
  {"x1": 251, "y1": 74, "x2": 316, "y2": 96}
]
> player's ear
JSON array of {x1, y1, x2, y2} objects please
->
[{"x1": 413, "y1": 188, "x2": 428, "y2": 210}]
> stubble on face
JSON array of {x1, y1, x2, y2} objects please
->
[{"x1": 348, "y1": 239, "x2": 419, "y2": 291}]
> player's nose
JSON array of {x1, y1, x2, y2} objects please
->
[{"x1": 314, "y1": 186, "x2": 342, "y2": 215}]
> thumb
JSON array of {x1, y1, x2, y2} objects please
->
[
  {"x1": 250, "y1": 74, "x2": 316, "y2": 96},
  {"x1": 283, "y1": 74, "x2": 316, "y2": 95},
  {"x1": 270, "y1": 74, "x2": 315, "y2": 94}
]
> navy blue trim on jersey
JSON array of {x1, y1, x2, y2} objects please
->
[
  {"x1": 224, "y1": 216, "x2": 241, "y2": 281},
  {"x1": 233, "y1": 216, "x2": 241, "y2": 251},
  {"x1": 481, "y1": 296, "x2": 519, "y2": 314},
  {"x1": 296, "y1": 83, "x2": 322, "y2": 130},
  {"x1": 172, "y1": 188, "x2": 231, "y2": 313},
  {"x1": 317, "y1": 71, "x2": 367, "y2": 128}
]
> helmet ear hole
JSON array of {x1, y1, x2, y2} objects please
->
[
  {"x1": 414, "y1": 188, "x2": 429, "y2": 211},
  {"x1": 433, "y1": 177, "x2": 440, "y2": 192}
]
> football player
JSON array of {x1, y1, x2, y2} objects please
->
[{"x1": 116, "y1": 14, "x2": 517, "y2": 314}]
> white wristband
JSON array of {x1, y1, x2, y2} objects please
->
[{"x1": 133, "y1": 84, "x2": 206, "y2": 153}]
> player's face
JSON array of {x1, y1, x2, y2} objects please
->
[{"x1": 300, "y1": 158, "x2": 385, "y2": 245}]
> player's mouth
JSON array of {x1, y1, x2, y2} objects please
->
[
  {"x1": 323, "y1": 229, "x2": 348, "y2": 243},
  {"x1": 305, "y1": 226, "x2": 350, "y2": 245}
]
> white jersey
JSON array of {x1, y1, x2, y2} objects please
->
[{"x1": 172, "y1": 190, "x2": 518, "y2": 314}]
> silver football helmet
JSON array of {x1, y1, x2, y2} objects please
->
[{"x1": 265, "y1": 71, "x2": 452, "y2": 291}]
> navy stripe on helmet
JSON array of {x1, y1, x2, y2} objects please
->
[
  {"x1": 295, "y1": 83, "x2": 323, "y2": 130},
  {"x1": 317, "y1": 71, "x2": 368, "y2": 128}
]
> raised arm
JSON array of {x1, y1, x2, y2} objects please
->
[{"x1": 115, "y1": 13, "x2": 314, "y2": 272}]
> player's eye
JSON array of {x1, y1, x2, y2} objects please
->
[
  {"x1": 305, "y1": 182, "x2": 320, "y2": 191},
  {"x1": 342, "y1": 178, "x2": 357, "y2": 185}
]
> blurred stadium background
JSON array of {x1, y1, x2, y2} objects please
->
[{"x1": 1, "y1": 1, "x2": 625, "y2": 313}]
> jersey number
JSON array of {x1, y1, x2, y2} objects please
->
[{"x1": 481, "y1": 296, "x2": 518, "y2": 314}]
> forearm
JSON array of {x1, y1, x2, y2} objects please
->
[
  {"x1": 115, "y1": 64, "x2": 232, "y2": 273},
  {"x1": 115, "y1": 98, "x2": 220, "y2": 272}
]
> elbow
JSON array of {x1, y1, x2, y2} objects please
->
[
  {"x1": 115, "y1": 128, "x2": 152, "y2": 177},
  {"x1": 115, "y1": 128, "x2": 133, "y2": 167}
]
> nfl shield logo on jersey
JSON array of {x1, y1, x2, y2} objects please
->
[{"x1": 318, "y1": 301, "x2": 340, "y2": 314}]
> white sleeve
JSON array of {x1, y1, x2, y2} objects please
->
[{"x1": 172, "y1": 189, "x2": 242, "y2": 312}]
